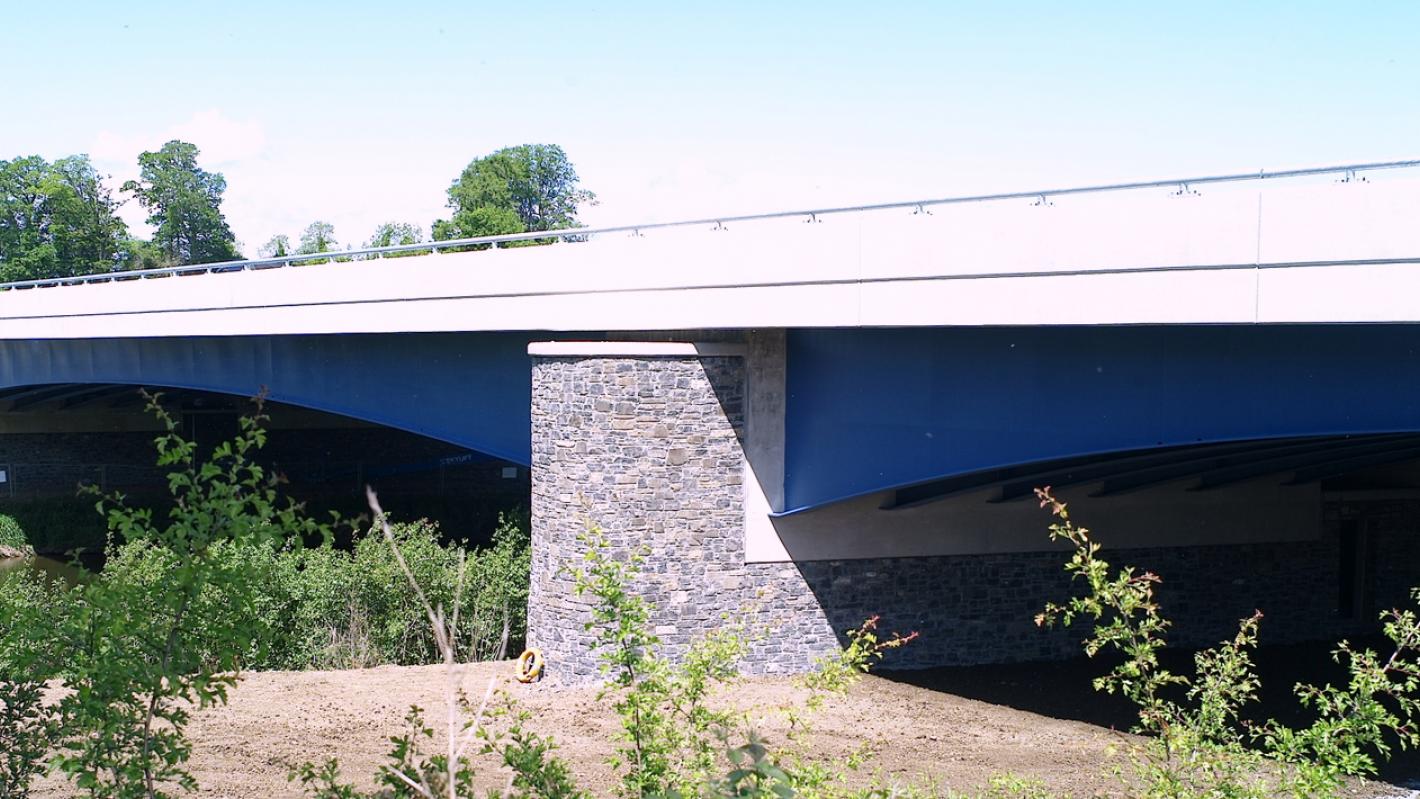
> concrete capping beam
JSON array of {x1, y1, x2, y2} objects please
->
[{"x1": 528, "y1": 341, "x2": 747, "y2": 357}]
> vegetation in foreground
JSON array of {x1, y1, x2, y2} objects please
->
[
  {"x1": 1036, "y1": 487, "x2": 1420, "y2": 798},
  {"x1": 5, "y1": 398, "x2": 1420, "y2": 798}
]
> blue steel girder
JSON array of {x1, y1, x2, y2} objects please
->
[
  {"x1": 782, "y1": 326, "x2": 1420, "y2": 514},
  {"x1": 8, "y1": 325, "x2": 1420, "y2": 512},
  {"x1": 0, "y1": 333, "x2": 539, "y2": 465}
]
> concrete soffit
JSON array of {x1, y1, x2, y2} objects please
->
[{"x1": 527, "y1": 341, "x2": 747, "y2": 357}]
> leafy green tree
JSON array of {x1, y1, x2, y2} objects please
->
[
  {"x1": 297, "y1": 221, "x2": 337, "y2": 255},
  {"x1": 364, "y1": 222, "x2": 426, "y2": 258},
  {"x1": 118, "y1": 238, "x2": 167, "y2": 271},
  {"x1": 122, "y1": 141, "x2": 240, "y2": 266},
  {"x1": 366, "y1": 221, "x2": 423, "y2": 248},
  {"x1": 259, "y1": 234, "x2": 291, "y2": 258},
  {"x1": 432, "y1": 144, "x2": 595, "y2": 242},
  {"x1": 0, "y1": 154, "x2": 128, "y2": 281}
]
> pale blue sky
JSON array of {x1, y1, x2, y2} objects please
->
[{"x1": 4, "y1": 1, "x2": 1418, "y2": 252}]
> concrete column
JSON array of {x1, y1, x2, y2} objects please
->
[{"x1": 744, "y1": 330, "x2": 790, "y2": 561}]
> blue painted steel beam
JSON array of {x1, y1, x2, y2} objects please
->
[
  {"x1": 0, "y1": 333, "x2": 542, "y2": 465},
  {"x1": 782, "y1": 326, "x2": 1420, "y2": 515}
]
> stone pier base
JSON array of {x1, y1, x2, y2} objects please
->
[
  {"x1": 527, "y1": 341, "x2": 838, "y2": 681},
  {"x1": 526, "y1": 340, "x2": 1420, "y2": 682}
]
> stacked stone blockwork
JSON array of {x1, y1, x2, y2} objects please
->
[
  {"x1": 529, "y1": 342, "x2": 854, "y2": 681},
  {"x1": 528, "y1": 341, "x2": 1420, "y2": 682}
]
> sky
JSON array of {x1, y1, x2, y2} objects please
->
[{"x1": 3, "y1": 1, "x2": 1419, "y2": 255}]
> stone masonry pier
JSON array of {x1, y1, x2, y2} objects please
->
[{"x1": 525, "y1": 336, "x2": 1420, "y2": 682}]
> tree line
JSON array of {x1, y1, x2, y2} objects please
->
[{"x1": 0, "y1": 141, "x2": 595, "y2": 282}]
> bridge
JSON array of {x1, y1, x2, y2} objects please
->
[{"x1": 6, "y1": 160, "x2": 1420, "y2": 677}]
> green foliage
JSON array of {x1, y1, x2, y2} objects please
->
[
  {"x1": 0, "y1": 513, "x2": 29, "y2": 556},
  {"x1": 298, "y1": 221, "x2": 339, "y2": 256},
  {"x1": 704, "y1": 737, "x2": 796, "y2": 799},
  {"x1": 571, "y1": 526, "x2": 755, "y2": 798},
  {"x1": 432, "y1": 144, "x2": 595, "y2": 244},
  {"x1": 266, "y1": 510, "x2": 530, "y2": 670},
  {"x1": 259, "y1": 234, "x2": 291, "y2": 258},
  {"x1": 0, "y1": 570, "x2": 64, "y2": 799},
  {"x1": 1035, "y1": 487, "x2": 1420, "y2": 798},
  {"x1": 366, "y1": 221, "x2": 428, "y2": 257},
  {"x1": 485, "y1": 703, "x2": 588, "y2": 799},
  {"x1": 43, "y1": 392, "x2": 334, "y2": 799},
  {"x1": 292, "y1": 700, "x2": 585, "y2": 799},
  {"x1": 780, "y1": 618, "x2": 917, "y2": 799},
  {"x1": 118, "y1": 237, "x2": 168, "y2": 271},
  {"x1": 4, "y1": 500, "x2": 530, "y2": 678},
  {"x1": 290, "y1": 706, "x2": 476, "y2": 798},
  {"x1": 0, "y1": 154, "x2": 128, "y2": 282},
  {"x1": 290, "y1": 491, "x2": 573, "y2": 799},
  {"x1": 0, "y1": 497, "x2": 112, "y2": 556},
  {"x1": 0, "y1": 680, "x2": 53, "y2": 799},
  {"x1": 122, "y1": 140, "x2": 239, "y2": 265}
]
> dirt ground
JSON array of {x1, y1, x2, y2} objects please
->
[{"x1": 29, "y1": 657, "x2": 1415, "y2": 799}]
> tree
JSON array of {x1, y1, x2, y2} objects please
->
[
  {"x1": 365, "y1": 221, "x2": 422, "y2": 249},
  {"x1": 0, "y1": 154, "x2": 128, "y2": 281},
  {"x1": 296, "y1": 221, "x2": 337, "y2": 255},
  {"x1": 432, "y1": 144, "x2": 595, "y2": 243},
  {"x1": 259, "y1": 234, "x2": 291, "y2": 258},
  {"x1": 122, "y1": 140, "x2": 240, "y2": 266},
  {"x1": 364, "y1": 221, "x2": 427, "y2": 259},
  {"x1": 118, "y1": 238, "x2": 166, "y2": 271}
]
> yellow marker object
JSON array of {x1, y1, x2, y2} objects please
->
[{"x1": 515, "y1": 648, "x2": 544, "y2": 683}]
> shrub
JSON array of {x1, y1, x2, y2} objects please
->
[
  {"x1": 278, "y1": 542, "x2": 369, "y2": 670},
  {"x1": 0, "y1": 513, "x2": 29, "y2": 557},
  {"x1": 257, "y1": 511, "x2": 531, "y2": 671},
  {"x1": 0, "y1": 570, "x2": 64, "y2": 799},
  {"x1": 1035, "y1": 487, "x2": 1420, "y2": 799},
  {"x1": 0, "y1": 497, "x2": 112, "y2": 556},
  {"x1": 44, "y1": 392, "x2": 338, "y2": 799}
]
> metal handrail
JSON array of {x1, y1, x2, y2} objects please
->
[{"x1": 2, "y1": 157, "x2": 1417, "y2": 292}]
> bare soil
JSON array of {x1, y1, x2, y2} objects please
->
[{"x1": 30, "y1": 660, "x2": 1406, "y2": 798}]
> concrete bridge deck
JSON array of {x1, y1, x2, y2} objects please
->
[{"x1": 4, "y1": 165, "x2": 1420, "y2": 338}]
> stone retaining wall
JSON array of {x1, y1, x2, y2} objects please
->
[{"x1": 527, "y1": 342, "x2": 1420, "y2": 680}]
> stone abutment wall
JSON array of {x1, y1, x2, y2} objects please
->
[{"x1": 526, "y1": 340, "x2": 1420, "y2": 680}]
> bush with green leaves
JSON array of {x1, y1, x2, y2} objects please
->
[
  {"x1": 0, "y1": 393, "x2": 529, "y2": 799},
  {"x1": 569, "y1": 526, "x2": 756, "y2": 798},
  {"x1": 1035, "y1": 486, "x2": 1420, "y2": 799},
  {"x1": 252, "y1": 509, "x2": 530, "y2": 671},
  {"x1": 90, "y1": 506, "x2": 531, "y2": 673},
  {"x1": 0, "y1": 569, "x2": 65, "y2": 799},
  {"x1": 1, "y1": 497, "x2": 113, "y2": 555},
  {"x1": 0, "y1": 513, "x2": 29, "y2": 557},
  {"x1": 41, "y1": 392, "x2": 338, "y2": 799}
]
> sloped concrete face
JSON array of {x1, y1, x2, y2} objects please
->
[{"x1": 526, "y1": 340, "x2": 840, "y2": 682}]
